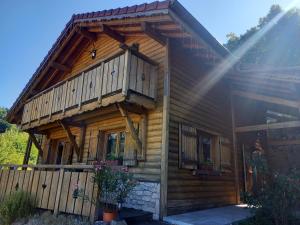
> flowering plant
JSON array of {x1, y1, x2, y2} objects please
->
[{"x1": 92, "y1": 161, "x2": 136, "y2": 212}]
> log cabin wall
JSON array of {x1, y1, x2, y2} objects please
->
[
  {"x1": 40, "y1": 35, "x2": 166, "y2": 183},
  {"x1": 167, "y1": 41, "x2": 237, "y2": 215}
]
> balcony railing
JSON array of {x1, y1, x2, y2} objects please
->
[
  {"x1": 21, "y1": 50, "x2": 157, "y2": 128},
  {"x1": 0, "y1": 164, "x2": 96, "y2": 220}
]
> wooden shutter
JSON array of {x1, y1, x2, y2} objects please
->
[
  {"x1": 220, "y1": 137, "x2": 232, "y2": 170},
  {"x1": 179, "y1": 124, "x2": 198, "y2": 169},
  {"x1": 137, "y1": 115, "x2": 147, "y2": 161},
  {"x1": 124, "y1": 128, "x2": 137, "y2": 166}
]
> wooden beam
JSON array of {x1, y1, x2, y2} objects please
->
[
  {"x1": 23, "y1": 137, "x2": 32, "y2": 165},
  {"x1": 160, "y1": 39, "x2": 170, "y2": 218},
  {"x1": 117, "y1": 103, "x2": 142, "y2": 153},
  {"x1": 50, "y1": 62, "x2": 71, "y2": 72},
  {"x1": 235, "y1": 120, "x2": 300, "y2": 133},
  {"x1": 141, "y1": 22, "x2": 166, "y2": 46},
  {"x1": 269, "y1": 139, "x2": 300, "y2": 146},
  {"x1": 59, "y1": 121, "x2": 80, "y2": 160},
  {"x1": 76, "y1": 27, "x2": 97, "y2": 41},
  {"x1": 79, "y1": 125, "x2": 86, "y2": 162},
  {"x1": 232, "y1": 90, "x2": 300, "y2": 109},
  {"x1": 100, "y1": 24, "x2": 125, "y2": 43},
  {"x1": 28, "y1": 131, "x2": 43, "y2": 156},
  {"x1": 230, "y1": 91, "x2": 240, "y2": 204}
]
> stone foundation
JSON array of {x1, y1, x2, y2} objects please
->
[{"x1": 123, "y1": 181, "x2": 160, "y2": 220}]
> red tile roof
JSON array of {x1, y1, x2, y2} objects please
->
[{"x1": 73, "y1": 0, "x2": 172, "y2": 21}]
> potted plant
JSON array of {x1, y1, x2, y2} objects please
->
[{"x1": 93, "y1": 161, "x2": 136, "y2": 222}]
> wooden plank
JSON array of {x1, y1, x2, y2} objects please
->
[
  {"x1": 160, "y1": 39, "x2": 170, "y2": 218},
  {"x1": 78, "y1": 73, "x2": 85, "y2": 109},
  {"x1": 232, "y1": 90, "x2": 300, "y2": 109},
  {"x1": 141, "y1": 22, "x2": 167, "y2": 46},
  {"x1": 129, "y1": 54, "x2": 137, "y2": 91},
  {"x1": 231, "y1": 91, "x2": 240, "y2": 204},
  {"x1": 122, "y1": 50, "x2": 131, "y2": 96},
  {"x1": 97, "y1": 63, "x2": 104, "y2": 103},
  {"x1": 117, "y1": 54, "x2": 125, "y2": 90},
  {"x1": 102, "y1": 62, "x2": 109, "y2": 95},
  {"x1": 12, "y1": 170, "x2": 20, "y2": 193},
  {"x1": 22, "y1": 170, "x2": 32, "y2": 193},
  {"x1": 136, "y1": 58, "x2": 144, "y2": 94},
  {"x1": 50, "y1": 62, "x2": 71, "y2": 72},
  {"x1": 59, "y1": 171, "x2": 71, "y2": 212},
  {"x1": 73, "y1": 172, "x2": 87, "y2": 215},
  {"x1": 54, "y1": 168, "x2": 64, "y2": 215},
  {"x1": 5, "y1": 170, "x2": 15, "y2": 196},
  {"x1": 31, "y1": 170, "x2": 40, "y2": 202},
  {"x1": 82, "y1": 172, "x2": 94, "y2": 217},
  {"x1": 41, "y1": 171, "x2": 53, "y2": 209},
  {"x1": 106, "y1": 59, "x2": 114, "y2": 94},
  {"x1": 149, "y1": 66, "x2": 157, "y2": 99},
  {"x1": 111, "y1": 56, "x2": 119, "y2": 92},
  {"x1": 48, "y1": 170, "x2": 60, "y2": 210},
  {"x1": 142, "y1": 62, "x2": 150, "y2": 96},
  {"x1": 66, "y1": 172, "x2": 79, "y2": 214},
  {"x1": 235, "y1": 120, "x2": 300, "y2": 133},
  {"x1": 100, "y1": 24, "x2": 125, "y2": 43},
  {"x1": 0, "y1": 170, "x2": 9, "y2": 200},
  {"x1": 37, "y1": 170, "x2": 46, "y2": 207}
]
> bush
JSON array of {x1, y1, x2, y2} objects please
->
[
  {"x1": 244, "y1": 154, "x2": 300, "y2": 225},
  {"x1": 0, "y1": 191, "x2": 37, "y2": 225}
]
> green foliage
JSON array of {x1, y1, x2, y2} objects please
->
[
  {"x1": 0, "y1": 190, "x2": 37, "y2": 225},
  {"x1": 0, "y1": 107, "x2": 11, "y2": 133},
  {"x1": 225, "y1": 5, "x2": 300, "y2": 67},
  {"x1": 0, "y1": 126, "x2": 38, "y2": 164},
  {"x1": 89, "y1": 161, "x2": 136, "y2": 212},
  {"x1": 243, "y1": 154, "x2": 300, "y2": 225}
]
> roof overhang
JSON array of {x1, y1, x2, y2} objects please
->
[{"x1": 7, "y1": 0, "x2": 229, "y2": 124}]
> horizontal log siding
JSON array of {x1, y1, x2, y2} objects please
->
[
  {"x1": 167, "y1": 43, "x2": 236, "y2": 215},
  {"x1": 40, "y1": 36, "x2": 166, "y2": 182}
]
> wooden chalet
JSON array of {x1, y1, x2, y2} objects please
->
[{"x1": 2, "y1": 0, "x2": 300, "y2": 221}]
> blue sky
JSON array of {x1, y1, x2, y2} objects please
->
[{"x1": 0, "y1": 0, "x2": 295, "y2": 108}]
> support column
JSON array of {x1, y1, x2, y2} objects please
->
[
  {"x1": 230, "y1": 92, "x2": 240, "y2": 204},
  {"x1": 23, "y1": 136, "x2": 33, "y2": 165}
]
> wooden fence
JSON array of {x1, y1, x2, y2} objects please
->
[
  {"x1": 0, "y1": 164, "x2": 97, "y2": 220},
  {"x1": 21, "y1": 50, "x2": 157, "y2": 126}
]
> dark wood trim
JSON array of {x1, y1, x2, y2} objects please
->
[
  {"x1": 117, "y1": 103, "x2": 142, "y2": 153},
  {"x1": 232, "y1": 90, "x2": 300, "y2": 109},
  {"x1": 100, "y1": 24, "x2": 125, "y2": 43},
  {"x1": 76, "y1": 27, "x2": 97, "y2": 41},
  {"x1": 59, "y1": 121, "x2": 81, "y2": 160},
  {"x1": 235, "y1": 120, "x2": 300, "y2": 133},
  {"x1": 160, "y1": 39, "x2": 170, "y2": 218},
  {"x1": 141, "y1": 22, "x2": 167, "y2": 46},
  {"x1": 28, "y1": 131, "x2": 43, "y2": 156},
  {"x1": 230, "y1": 90, "x2": 240, "y2": 204},
  {"x1": 23, "y1": 137, "x2": 32, "y2": 165},
  {"x1": 50, "y1": 62, "x2": 71, "y2": 72}
]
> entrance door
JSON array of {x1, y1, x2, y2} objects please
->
[{"x1": 55, "y1": 140, "x2": 73, "y2": 165}]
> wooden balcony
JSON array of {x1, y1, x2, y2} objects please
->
[{"x1": 21, "y1": 50, "x2": 158, "y2": 130}]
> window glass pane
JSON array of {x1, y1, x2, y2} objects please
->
[
  {"x1": 107, "y1": 133, "x2": 117, "y2": 157},
  {"x1": 201, "y1": 135, "x2": 212, "y2": 162},
  {"x1": 119, "y1": 132, "x2": 125, "y2": 158}
]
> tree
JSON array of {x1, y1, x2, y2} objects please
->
[
  {"x1": 0, "y1": 125, "x2": 38, "y2": 164},
  {"x1": 0, "y1": 107, "x2": 11, "y2": 133},
  {"x1": 225, "y1": 5, "x2": 300, "y2": 67}
]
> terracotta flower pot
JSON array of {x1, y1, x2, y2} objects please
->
[{"x1": 103, "y1": 211, "x2": 118, "y2": 222}]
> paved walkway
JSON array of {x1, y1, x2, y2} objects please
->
[{"x1": 163, "y1": 205, "x2": 251, "y2": 225}]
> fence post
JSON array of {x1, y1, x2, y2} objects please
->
[{"x1": 54, "y1": 168, "x2": 64, "y2": 216}]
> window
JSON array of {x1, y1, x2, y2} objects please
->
[
  {"x1": 198, "y1": 132, "x2": 212, "y2": 163},
  {"x1": 105, "y1": 131, "x2": 126, "y2": 162},
  {"x1": 179, "y1": 123, "x2": 223, "y2": 171}
]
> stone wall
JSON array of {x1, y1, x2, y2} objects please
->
[{"x1": 123, "y1": 181, "x2": 160, "y2": 220}]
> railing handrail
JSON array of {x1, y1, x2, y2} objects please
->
[
  {"x1": 24, "y1": 50, "x2": 127, "y2": 104},
  {"x1": 0, "y1": 164, "x2": 94, "y2": 170}
]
